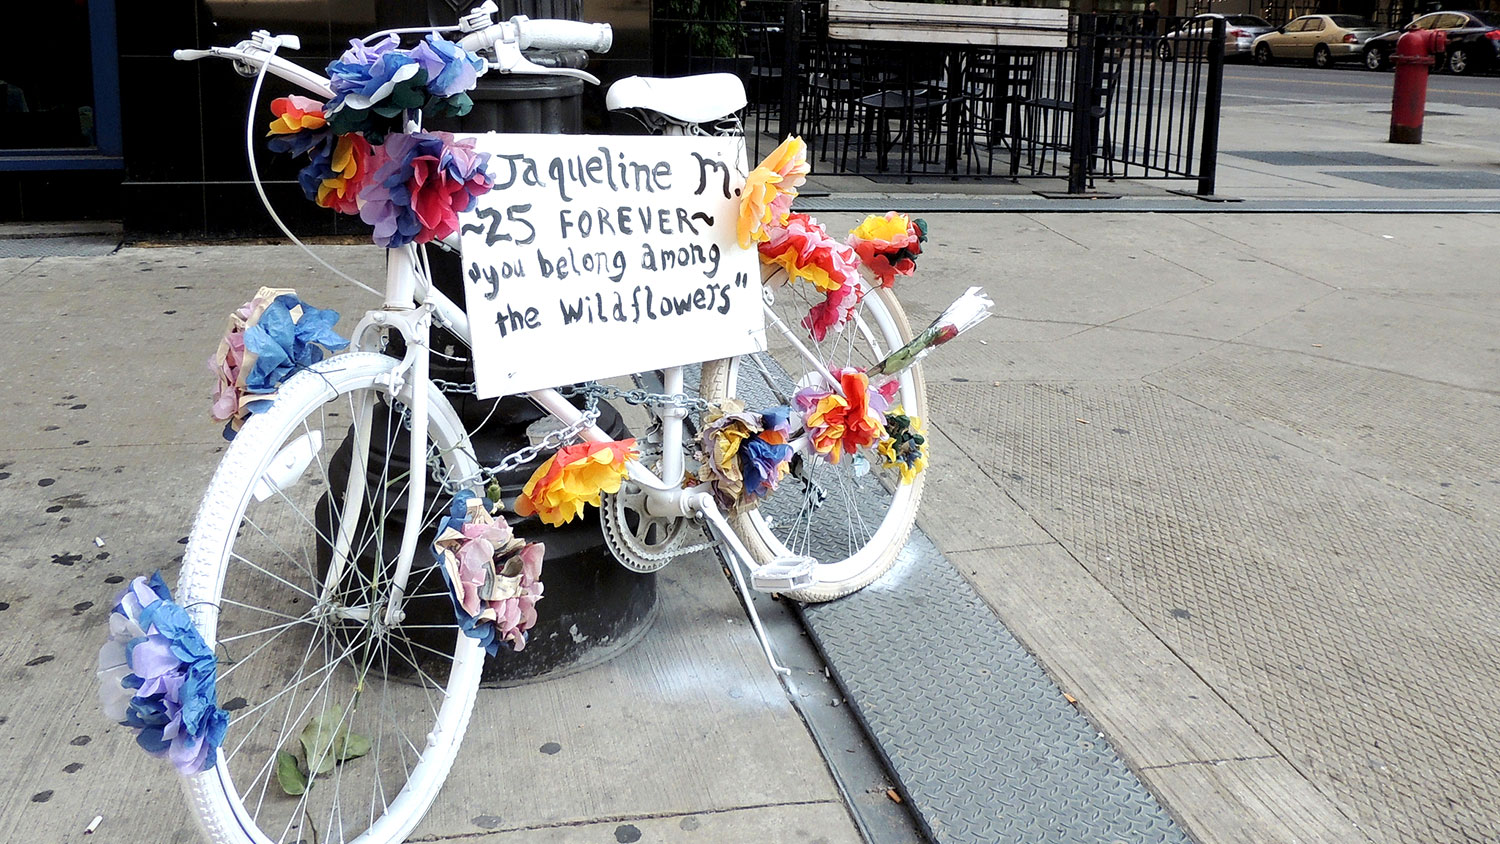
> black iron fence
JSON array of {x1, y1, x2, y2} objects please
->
[{"x1": 651, "y1": 2, "x2": 1228, "y2": 195}]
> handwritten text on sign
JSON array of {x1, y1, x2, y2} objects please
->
[{"x1": 458, "y1": 134, "x2": 764, "y2": 398}]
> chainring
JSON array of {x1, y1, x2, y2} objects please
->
[
  {"x1": 597, "y1": 373, "x2": 712, "y2": 572},
  {"x1": 599, "y1": 477, "x2": 701, "y2": 572}
]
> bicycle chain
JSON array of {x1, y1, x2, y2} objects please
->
[{"x1": 419, "y1": 379, "x2": 713, "y2": 498}]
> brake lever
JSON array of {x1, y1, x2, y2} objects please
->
[{"x1": 489, "y1": 26, "x2": 601, "y2": 85}]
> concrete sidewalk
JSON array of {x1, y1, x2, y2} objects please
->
[{"x1": 5, "y1": 207, "x2": 1498, "y2": 844}]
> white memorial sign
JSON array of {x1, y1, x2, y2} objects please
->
[{"x1": 457, "y1": 133, "x2": 765, "y2": 398}]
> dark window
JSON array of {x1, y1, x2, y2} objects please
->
[{"x1": 0, "y1": 2, "x2": 95, "y2": 149}]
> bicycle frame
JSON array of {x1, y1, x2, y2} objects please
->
[{"x1": 183, "y1": 32, "x2": 901, "y2": 674}]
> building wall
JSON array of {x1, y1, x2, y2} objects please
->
[{"x1": 1, "y1": 0, "x2": 650, "y2": 236}]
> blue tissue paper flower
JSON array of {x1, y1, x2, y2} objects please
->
[
  {"x1": 242, "y1": 294, "x2": 351, "y2": 394},
  {"x1": 97, "y1": 572, "x2": 231, "y2": 775}
]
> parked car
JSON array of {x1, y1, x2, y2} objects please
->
[
  {"x1": 1158, "y1": 13, "x2": 1277, "y2": 61},
  {"x1": 1252, "y1": 14, "x2": 1385, "y2": 67},
  {"x1": 1362, "y1": 10, "x2": 1500, "y2": 73}
]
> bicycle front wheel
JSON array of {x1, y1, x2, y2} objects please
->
[
  {"x1": 700, "y1": 282, "x2": 926, "y2": 602},
  {"x1": 178, "y1": 352, "x2": 485, "y2": 844}
]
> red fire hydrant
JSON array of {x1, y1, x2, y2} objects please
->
[{"x1": 1389, "y1": 28, "x2": 1447, "y2": 144}]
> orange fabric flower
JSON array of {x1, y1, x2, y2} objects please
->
[
  {"x1": 737, "y1": 136, "x2": 809, "y2": 248},
  {"x1": 758, "y1": 212, "x2": 859, "y2": 293},
  {"x1": 516, "y1": 439, "x2": 637, "y2": 527},
  {"x1": 267, "y1": 95, "x2": 326, "y2": 134},
  {"x1": 797, "y1": 370, "x2": 884, "y2": 464}
]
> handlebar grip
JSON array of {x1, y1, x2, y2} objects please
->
[{"x1": 518, "y1": 20, "x2": 613, "y2": 53}]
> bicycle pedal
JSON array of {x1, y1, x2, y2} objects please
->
[{"x1": 751, "y1": 556, "x2": 817, "y2": 592}]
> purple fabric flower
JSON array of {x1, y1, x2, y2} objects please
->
[
  {"x1": 325, "y1": 35, "x2": 425, "y2": 137},
  {"x1": 98, "y1": 573, "x2": 230, "y2": 776},
  {"x1": 241, "y1": 294, "x2": 350, "y2": 394},
  {"x1": 410, "y1": 34, "x2": 485, "y2": 98},
  {"x1": 266, "y1": 125, "x2": 329, "y2": 158},
  {"x1": 760, "y1": 406, "x2": 792, "y2": 439},
  {"x1": 740, "y1": 435, "x2": 794, "y2": 501},
  {"x1": 327, "y1": 35, "x2": 417, "y2": 107},
  {"x1": 358, "y1": 131, "x2": 493, "y2": 248}
]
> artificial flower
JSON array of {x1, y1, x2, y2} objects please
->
[
  {"x1": 699, "y1": 402, "x2": 796, "y2": 510},
  {"x1": 759, "y1": 213, "x2": 860, "y2": 294},
  {"x1": 699, "y1": 401, "x2": 758, "y2": 509},
  {"x1": 324, "y1": 35, "x2": 427, "y2": 138},
  {"x1": 795, "y1": 368, "x2": 886, "y2": 464},
  {"x1": 802, "y1": 277, "x2": 865, "y2": 342},
  {"x1": 409, "y1": 33, "x2": 485, "y2": 100},
  {"x1": 358, "y1": 131, "x2": 494, "y2": 248},
  {"x1": 876, "y1": 409, "x2": 928, "y2": 484},
  {"x1": 433, "y1": 492, "x2": 546, "y2": 654},
  {"x1": 314, "y1": 133, "x2": 373, "y2": 215},
  {"x1": 516, "y1": 439, "x2": 637, "y2": 527},
  {"x1": 848, "y1": 212, "x2": 928, "y2": 287},
  {"x1": 866, "y1": 286, "x2": 995, "y2": 379},
  {"x1": 98, "y1": 572, "x2": 230, "y2": 776},
  {"x1": 209, "y1": 289, "x2": 349, "y2": 439},
  {"x1": 738, "y1": 135, "x2": 808, "y2": 247},
  {"x1": 241, "y1": 294, "x2": 350, "y2": 393},
  {"x1": 267, "y1": 95, "x2": 326, "y2": 135},
  {"x1": 322, "y1": 35, "x2": 485, "y2": 137},
  {"x1": 326, "y1": 34, "x2": 421, "y2": 110},
  {"x1": 741, "y1": 433, "x2": 793, "y2": 501}
]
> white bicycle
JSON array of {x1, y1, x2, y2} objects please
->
[{"x1": 170, "y1": 7, "x2": 929, "y2": 843}]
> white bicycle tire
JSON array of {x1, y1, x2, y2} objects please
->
[
  {"x1": 701, "y1": 285, "x2": 927, "y2": 602},
  {"x1": 178, "y1": 352, "x2": 485, "y2": 844}
]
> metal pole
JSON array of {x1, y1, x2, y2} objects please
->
[
  {"x1": 1068, "y1": 14, "x2": 1097, "y2": 194},
  {"x1": 781, "y1": 0, "x2": 802, "y2": 138},
  {"x1": 1195, "y1": 16, "x2": 1225, "y2": 196}
]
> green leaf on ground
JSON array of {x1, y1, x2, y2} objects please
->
[
  {"x1": 276, "y1": 750, "x2": 307, "y2": 796},
  {"x1": 338, "y1": 730, "x2": 372, "y2": 761},
  {"x1": 300, "y1": 708, "x2": 346, "y2": 775}
]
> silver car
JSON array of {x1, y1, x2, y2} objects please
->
[
  {"x1": 1252, "y1": 14, "x2": 1385, "y2": 67},
  {"x1": 1158, "y1": 14, "x2": 1277, "y2": 61}
]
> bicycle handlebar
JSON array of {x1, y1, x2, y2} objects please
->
[
  {"x1": 173, "y1": 44, "x2": 336, "y2": 98},
  {"x1": 174, "y1": 15, "x2": 612, "y2": 93},
  {"x1": 460, "y1": 17, "x2": 613, "y2": 54}
]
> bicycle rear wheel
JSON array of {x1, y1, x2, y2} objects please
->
[
  {"x1": 178, "y1": 352, "x2": 484, "y2": 844},
  {"x1": 700, "y1": 281, "x2": 926, "y2": 602}
]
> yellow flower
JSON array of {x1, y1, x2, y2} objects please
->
[
  {"x1": 849, "y1": 212, "x2": 911, "y2": 244},
  {"x1": 876, "y1": 410, "x2": 927, "y2": 484},
  {"x1": 738, "y1": 136, "x2": 809, "y2": 247},
  {"x1": 516, "y1": 440, "x2": 636, "y2": 527}
]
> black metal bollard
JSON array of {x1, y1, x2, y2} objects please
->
[{"x1": 339, "y1": 0, "x2": 659, "y2": 685}]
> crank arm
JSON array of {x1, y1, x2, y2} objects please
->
[{"x1": 686, "y1": 491, "x2": 794, "y2": 677}]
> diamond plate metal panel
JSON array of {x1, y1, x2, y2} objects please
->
[
  {"x1": 721, "y1": 349, "x2": 1188, "y2": 843},
  {"x1": 932, "y1": 380, "x2": 1500, "y2": 844},
  {"x1": 0, "y1": 237, "x2": 119, "y2": 258},
  {"x1": 1327, "y1": 170, "x2": 1500, "y2": 189},
  {"x1": 1225, "y1": 150, "x2": 1431, "y2": 167},
  {"x1": 802, "y1": 536, "x2": 1192, "y2": 844}
]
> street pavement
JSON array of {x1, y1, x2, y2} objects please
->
[{"x1": 1, "y1": 80, "x2": 1498, "y2": 843}]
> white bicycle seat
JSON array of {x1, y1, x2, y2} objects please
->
[{"x1": 605, "y1": 74, "x2": 747, "y2": 124}]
